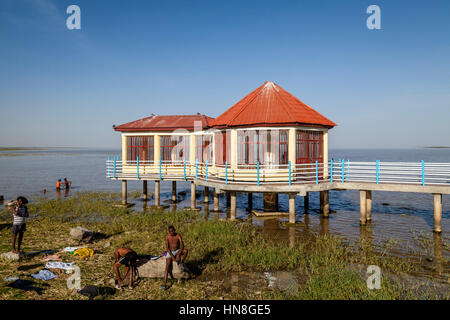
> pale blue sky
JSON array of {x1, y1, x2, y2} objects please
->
[{"x1": 0, "y1": 0, "x2": 449, "y2": 149}]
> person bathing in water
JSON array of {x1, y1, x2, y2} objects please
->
[
  {"x1": 113, "y1": 247, "x2": 138, "y2": 289},
  {"x1": 162, "y1": 225, "x2": 188, "y2": 290},
  {"x1": 56, "y1": 179, "x2": 62, "y2": 190},
  {"x1": 63, "y1": 178, "x2": 71, "y2": 189},
  {"x1": 11, "y1": 196, "x2": 29, "y2": 254}
]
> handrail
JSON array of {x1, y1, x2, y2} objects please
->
[{"x1": 105, "y1": 158, "x2": 450, "y2": 186}]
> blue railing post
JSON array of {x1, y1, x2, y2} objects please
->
[
  {"x1": 159, "y1": 157, "x2": 162, "y2": 180},
  {"x1": 183, "y1": 159, "x2": 186, "y2": 181},
  {"x1": 376, "y1": 160, "x2": 380, "y2": 184},
  {"x1": 421, "y1": 160, "x2": 425, "y2": 186},
  {"x1": 330, "y1": 159, "x2": 333, "y2": 183},
  {"x1": 341, "y1": 159, "x2": 345, "y2": 182},
  {"x1": 195, "y1": 159, "x2": 198, "y2": 179},
  {"x1": 206, "y1": 160, "x2": 208, "y2": 182},
  {"x1": 113, "y1": 156, "x2": 117, "y2": 179},
  {"x1": 137, "y1": 156, "x2": 139, "y2": 179},
  {"x1": 225, "y1": 161, "x2": 228, "y2": 184},
  {"x1": 315, "y1": 160, "x2": 319, "y2": 184},
  {"x1": 289, "y1": 160, "x2": 292, "y2": 185},
  {"x1": 257, "y1": 161, "x2": 260, "y2": 186}
]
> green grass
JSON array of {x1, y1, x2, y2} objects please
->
[{"x1": 0, "y1": 191, "x2": 448, "y2": 300}]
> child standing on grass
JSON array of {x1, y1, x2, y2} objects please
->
[{"x1": 11, "y1": 196, "x2": 29, "y2": 254}]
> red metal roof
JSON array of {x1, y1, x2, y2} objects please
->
[
  {"x1": 210, "y1": 81, "x2": 337, "y2": 129},
  {"x1": 114, "y1": 114, "x2": 215, "y2": 132}
]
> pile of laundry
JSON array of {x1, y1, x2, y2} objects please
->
[{"x1": 40, "y1": 246, "x2": 94, "y2": 262}]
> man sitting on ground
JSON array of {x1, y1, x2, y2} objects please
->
[
  {"x1": 113, "y1": 247, "x2": 138, "y2": 289},
  {"x1": 162, "y1": 225, "x2": 188, "y2": 290}
]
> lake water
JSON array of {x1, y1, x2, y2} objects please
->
[{"x1": 0, "y1": 147, "x2": 449, "y2": 282}]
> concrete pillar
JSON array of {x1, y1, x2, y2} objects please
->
[
  {"x1": 289, "y1": 193, "x2": 296, "y2": 224},
  {"x1": 142, "y1": 180, "x2": 148, "y2": 201},
  {"x1": 121, "y1": 135, "x2": 127, "y2": 163},
  {"x1": 155, "y1": 180, "x2": 160, "y2": 207},
  {"x1": 154, "y1": 135, "x2": 160, "y2": 167},
  {"x1": 320, "y1": 190, "x2": 329, "y2": 217},
  {"x1": 304, "y1": 192, "x2": 309, "y2": 212},
  {"x1": 433, "y1": 193, "x2": 442, "y2": 233},
  {"x1": 172, "y1": 181, "x2": 177, "y2": 202},
  {"x1": 226, "y1": 192, "x2": 231, "y2": 208},
  {"x1": 213, "y1": 189, "x2": 219, "y2": 212},
  {"x1": 366, "y1": 190, "x2": 372, "y2": 221},
  {"x1": 248, "y1": 193, "x2": 253, "y2": 211},
  {"x1": 360, "y1": 190, "x2": 367, "y2": 226},
  {"x1": 263, "y1": 193, "x2": 278, "y2": 212},
  {"x1": 190, "y1": 182, "x2": 196, "y2": 209},
  {"x1": 121, "y1": 180, "x2": 127, "y2": 205},
  {"x1": 230, "y1": 191, "x2": 237, "y2": 220},
  {"x1": 204, "y1": 186, "x2": 209, "y2": 203}
]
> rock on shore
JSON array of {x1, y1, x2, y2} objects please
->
[{"x1": 136, "y1": 256, "x2": 192, "y2": 279}]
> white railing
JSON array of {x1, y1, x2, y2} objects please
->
[{"x1": 106, "y1": 157, "x2": 450, "y2": 187}]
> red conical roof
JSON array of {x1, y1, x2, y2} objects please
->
[{"x1": 210, "y1": 81, "x2": 336, "y2": 129}]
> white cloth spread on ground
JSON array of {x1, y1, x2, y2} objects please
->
[
  {"x1": 45, "y1": 261, "x2": 75, "y2": 272},
  {"x1": 61, "y1": 246, "x2": 82, "y2": 253}
]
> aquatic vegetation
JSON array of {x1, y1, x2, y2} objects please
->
[{"x1": 0, "y1": 191, "x2": 447, "y2": 300}]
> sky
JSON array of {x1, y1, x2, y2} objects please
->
[{"x1": 0, "y1": 0, "x2": 449, "y2": 149}]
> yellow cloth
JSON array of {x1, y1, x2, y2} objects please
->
[{"x1": 73, "y1": 248, "x2": 94, "y2": 259}]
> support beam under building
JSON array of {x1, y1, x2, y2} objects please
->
[
  {"x1": 213, "y1": 189, "x2": 219, "y2": 212},
  {"x1": 360, "y1": 190, "x2": 367, "y2": 226},
  {"x1": 121, "y1": 180, "x2": 127, "y2": 205},
  {"x1": 142, "y1": 180, "x2": 148, "y2": 201},
  {"x1": 304, "y1": 192, "x2": 309, "y2": 213},
  {"x1": 172, "y1": 181, "x2": 177, "y2": 202},
  {"x1": 155, "y1": 180, "x2": 160, "y2": 207},
  {"x1": 190, "y1": 182, "x2": 196, "y2": 210},
  {"x1": 204, "y1": 187, "x2": 209, "y2": 203},
  {"x1": 320, "y1": 190, "x2": 329, "y2": 217},
  {"x1": 366, "y1": 190, "x2": 372, "y2": 221},
  {"x1": 230, "y1": 191, "x2": 237, "y2": 220},
  {"x1": 433, "y1": 193, "x2": 442, "y2": 233},
  {"x1": 226, "y1": 192, "x2": 231, "y2": 208},
  {"x1": 248, "y1": 193, "x2": 253, "y2": 211},
  {"x1": 289, "y1": 193, "x2": 296, "y2": 224}
]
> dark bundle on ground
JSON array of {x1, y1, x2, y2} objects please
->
[{"x1": 78, "y1": 285, "x2": 116, "y2": 300}]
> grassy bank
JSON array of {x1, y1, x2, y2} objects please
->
[{"x1": 0, "y1": 192, "x2": 448, "y2": 300}]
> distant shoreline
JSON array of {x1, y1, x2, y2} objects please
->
[{"x1": 423, "y1": 146, "x2": 450, "y2": 149}]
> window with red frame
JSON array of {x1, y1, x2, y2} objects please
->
[
  {"x1": 126, "y1": 136, "x2": 154, "y2": 162},
  {"x1": 214, "y1": 131, "x2": 230, "y2": 165},
  {"x1": 195, "y1": 135, "x2": 213, "y2": 164},
  {"x1": 237, "y1": 129, "x2": 289, "y2": 167},
  {"x1": 160, "y1": 135, "x2": 190, "y2": 163},
  {"x1": 295, "y1": 130, "x2": 323, "y2": 164}
]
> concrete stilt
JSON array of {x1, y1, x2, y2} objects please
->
[
  {"x1": 366, "y1": 190, "x2": 372, "y2": 221},
  {"x1": 289, "y1": 193, "x2": 296, "y2": 224},
  {"x1": 360, "y1": 190, "x2": 367, "y2": 226},
  {"x1": 155, "y1": 180, "x2": 160, "y2": 207},
  {"x1": 121, "y1": 180, "x2": 127, "y2": 205},
  {"x1": 433, "y1": 193, "x2": 442, "y2": 233},
  {"x1": 204, "y1": 187, "x2": 209, "y2": 203},
  {"x1": 172, "y1": 181, "x2": 177, "y2": 202},
  {"x1": 226, "y1": 192, "x2": 231, "y2": 208},
  {"x1": 248, "y1": 193, "x2": 253, "y2": 211},
  {"x1": 263, "y1": 193, "x2": 278, "y2": 212},
  {"x1": 142, "y1": 180, "x2": 148, "y2": 201},
  {"x1": 320, "y1": 190, "x2": 329, "y2": 217},
  {"x1": 304, "y1": 192, "x2": 309, "y2": 212},
  {"x1": 190, "y1": 182, "x2": 196, "y2": 209},
  {"x1": 230, "y1": 191, "x2": 237, "y2": 220},
  {"x1": 213, "y1": 189, "x2": 219, "y2": 212}
]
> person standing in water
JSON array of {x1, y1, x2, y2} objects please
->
[
  {"x1": 11, "y1": 196, "x2": 29, "y2": 254},
  {"x1": 56, "y1": 179, "x2": 62, "y2": 190},
  {"x1": 64, "y1": 178, "x2": 71, "y2": 189}
]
